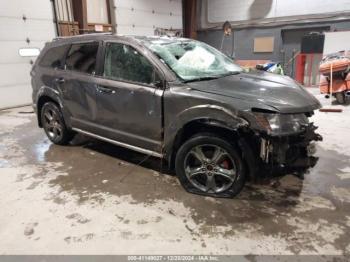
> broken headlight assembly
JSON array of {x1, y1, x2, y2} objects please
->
[{"x1": 253, "y1": 112, "x2": 309, "y2": 136}]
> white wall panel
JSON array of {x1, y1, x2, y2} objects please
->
[
  {"x1": 117, "y1": 25, "x2": 156, "y2": 36},
  {"x1": 0, "y1": 64, "x2": 32, "y2": 87},
  {"x1": 0, "y1": 0, "x2": 53, "y2": 20},
  {"x1": 207, "y1": 0, "x2": 350, "y2": 24},
  {"x1": 114, "y1": 0, "x2": 182, "y2": 36},
  {"x1": 0, "y1": 18, "x2": 55, "y2": 41},
  {"x1": 116, "y1": 0, "x2": 182, "y2": 14},
  {"x1": 323, "y1": 31, "x2": 350, "y2": 55},
  {"x1": 0, "y1": 0, "x2": 55, "y2": 109},
  {"x1": 0, "y1": 41, "x2": 46, "y2": 64},
  {"x1": 0, "y1": 85, "x2": 33, "y2": 109}
]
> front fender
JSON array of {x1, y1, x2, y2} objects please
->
[{"x1": 163, "y1": 104, "x2": 249, "y2": 155}]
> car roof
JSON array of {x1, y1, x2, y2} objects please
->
[
  {"x1": 51, "y1": 33, "x2": 191, "y2": 46},
  {"x1": 132, "y1": 35, "x2": 191, "y2": 45},
  {"x1": 46, "y1": 33, "x2": 180, "y2": 82}
]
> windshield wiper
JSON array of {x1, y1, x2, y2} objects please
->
[
  {"x1": 183, "y1": 76, "x2": 220, "y2": 83},
  {"x1": 216, "y1": 71, "x2": 241, "y2": 78},
  {"x1": 183, "y1": 71, "x2": 241, "y2": 83}
]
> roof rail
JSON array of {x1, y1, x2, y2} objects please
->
[{"x1": 53, "y1": 32, "x2": 113, "y2": 41}]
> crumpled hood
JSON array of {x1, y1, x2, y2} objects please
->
[{"x1": 187, "y1": 71, "x2": 322, "y2": 113}]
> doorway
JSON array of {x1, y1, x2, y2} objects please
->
[
  {"x1": 53, "y1": 0, "x2": 114, "y2": 36},
  {"x1": 281, "y1": 27, "x2": 329, "y2": 79}
]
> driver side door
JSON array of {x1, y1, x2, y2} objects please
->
[{"x1": 93, "y1": 41, "x2": 164, "y2": 153}]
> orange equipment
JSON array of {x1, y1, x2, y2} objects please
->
[{"x1": 319, "y1": 51, "x2": 350, "y2": 104}]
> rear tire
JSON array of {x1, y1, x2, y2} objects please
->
[
  {"x1": 41, "y1": 102, "x2": 75, "y2": 145},
  {"x1": 175, "y1": 133, "x2": 246, "y2": 198}
]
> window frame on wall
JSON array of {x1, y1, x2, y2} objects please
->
[
  {"x1": 53, "y1": 0, "x2": 113, "y2": 36},
  {"x1": 87, "y1": 0, "x2": 110, "y2": 25},
  {"x1": 55, "y1": 0, "x2": 74, "y2": 22},
  {"x1": 86, "y1": 0, "x2": 112, "y2": 33},
  {"x1": 54, "y1": 0, "x2": 79, "y2": 36}
]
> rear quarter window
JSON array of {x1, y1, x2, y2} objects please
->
[{"x1": 39, "y1": 44, "x2": 69, "y2": 69}]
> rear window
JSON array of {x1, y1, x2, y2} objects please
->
[
  {"x1": 65, "y1": 42, "x2": 99, "y2": 74},
  {"x1": 39, "y1": 44, "x2": 69, "y2": 69}
]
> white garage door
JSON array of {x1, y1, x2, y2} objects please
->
[
  {"x1": 0, "y1": 0, "x2": 56, "y2": 109},
  {"x1": 115, "y1": 0, "x2": 182, "y2": 35}
]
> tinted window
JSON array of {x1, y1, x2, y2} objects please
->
[
  {"x1": 65, "y1": 42, "x2": 99, "y2": 74},
  {"x1": 104, "y1": 43, "x2": 155, "y2": 84},
  {"x1": 39, "y1": 45, "x2": 69, "y2": 69}
]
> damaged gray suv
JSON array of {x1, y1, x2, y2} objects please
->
[{"x1": 31, "y1": 34, "x2": 322, "y2": 198}]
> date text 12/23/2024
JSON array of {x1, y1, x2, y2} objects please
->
[{"x1": 128, "y1": 256, "x2": 219, "y2": 261}]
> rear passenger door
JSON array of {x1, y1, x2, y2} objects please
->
[{"x1": 62, "y1": 41, "x2": 101, "y2": 131}]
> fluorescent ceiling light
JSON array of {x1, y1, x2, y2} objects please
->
[{"x1": 19, "y1": 48, "x2": 40, "y2": 57}]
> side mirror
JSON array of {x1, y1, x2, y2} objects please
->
[
  {"x1": 152, "y1": 70, "x2": 164, "y2": 88},
  {"x1": 153, "y1": 80, "x2": 164, "y2": 88}
]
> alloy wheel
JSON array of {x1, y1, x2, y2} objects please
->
[
  {"x1": 43, "y1": 107, "x2": 63, "y2": 141},
  {"x1": 184, "y1": 144, "x2": 237, "y2": 194}
]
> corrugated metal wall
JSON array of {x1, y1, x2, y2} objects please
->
[
  {"x1": 0, "y1": 0, "x2": 56, "y2": 109},
  {"x1": 114, "y1": 0, "x2": 182, "y2": 35}
]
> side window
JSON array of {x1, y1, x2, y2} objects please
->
[
  {"x1": 103, "y1": 43, "x2": 157, "y2": 85},
  {"x1": 65, "y1": 42, "x2": 99, "y2": 74},
  {"x1": 39, "y1": 45, "x2": 69, "y2": 69}
]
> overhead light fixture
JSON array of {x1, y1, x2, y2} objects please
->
[{"x1": 19, "y1": 47, "x2": 40, "y2": 57}]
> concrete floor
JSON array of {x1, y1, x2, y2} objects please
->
[{"x1": 0, "y1": 88, "x2": 349, "y2": 255}]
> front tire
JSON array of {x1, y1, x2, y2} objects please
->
[
  {"x1": 175, "y1": 134, "x2": 246, "y2": 198},
  {"x1": 41, "y1": 102, "x2": 74, "y2": 145}
]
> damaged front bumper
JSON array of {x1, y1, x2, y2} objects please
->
[
  {"x1": 239, "y1": 122, "x2": 323, "y2": 179},
  {"x1": 258, "y1": 122, "x2": 322, "y2": 175}
]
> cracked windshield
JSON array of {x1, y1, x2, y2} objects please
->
[{"x1": 147, "y1": 40, "x2": 242, "y2": 81}]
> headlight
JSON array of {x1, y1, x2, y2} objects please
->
[{"x1": 253, "y1": 113, "x2": 309, "y2": 135}]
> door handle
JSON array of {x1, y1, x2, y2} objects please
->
[
  {"x1": 55, "y1": 77, "x2": 65, "y2": 84},
  {"x1": 96, "y1": 85, "x2": 116, "y2": 94}
]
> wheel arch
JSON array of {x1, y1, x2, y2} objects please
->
[
  {"x1": 164, "y1": 104, "x2": 249, "y2": 164},
  {"x1": 36, "y1": 88, "x2": 64, "y2": 127},
  {"x1": 166, "y1": 118, "x2": 244, "y2": 170}
]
